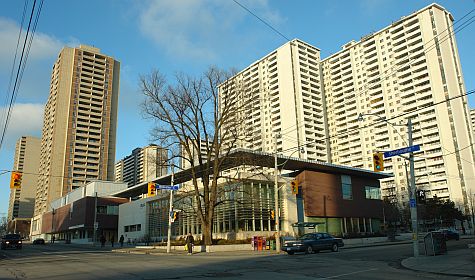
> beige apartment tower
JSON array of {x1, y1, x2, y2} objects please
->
[
  {"x1": 7, "y1": 136, "x2": 40, "y2": 221},
  {"x1": 33, "y1": 45, "x2": 120, "y2": 217},
  {"x1": 221, "y1": 4, "x2": 475, "y2": 211},
  {"x1": 322, "y1": 3, "x2": 475, "y2": 210},
  {"x1": 115, "y1": 144, "x2": 168, "y2": 187},
  {"x1": 219, "y1": 39, "x2": 328, "y2": 161}
]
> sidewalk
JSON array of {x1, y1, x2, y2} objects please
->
[
  {"x1": 401, "y1": 248, "x2": 474, "y2": 277},
  {"x1": 401, "y1": 236, "x2": 475, "y2": 277}
]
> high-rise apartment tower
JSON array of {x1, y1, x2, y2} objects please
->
[
  {"x1": 33, "y1": 45, "x2": 120, "y2": 216},
  {"x1": 7, "y1": 136, "x2": 40, "y2": 221},
  {"x1": 219, "y1": 40, "x2": 328, "y2": 161},
  {"x1": 221, "y1": 3, "x2": 475, "y2": 211},
  {"x1": 115, "y1": 144, "x2": 168, "y2": 186}
]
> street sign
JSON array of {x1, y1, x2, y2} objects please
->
[
  {"x1": 383, "y1": 145, "x2": 420, "y2": 158},
  {"x1": 157, "y1": 185, "x2": 179, "y2": 191},
  {"x1": 409, "y1": 198, "x2": 416, "y2": 208}
]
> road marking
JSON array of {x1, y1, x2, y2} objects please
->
[{"x1": 321, "y1": 268, "x2": 378, "y2": 279}]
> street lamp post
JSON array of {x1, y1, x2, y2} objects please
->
[{"x1": 359, "y1": 113, "x2": 418, "y2": 257}]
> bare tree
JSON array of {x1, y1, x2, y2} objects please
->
[{"x1": 140, "y1": 67, "x2": 245, "y2": 245}]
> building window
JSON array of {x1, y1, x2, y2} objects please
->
[
  {"x1": 341, "y1": 175, "x2": 352, "y2": 200},
  {"x1": 97, "y1": 205, "x2": 119, "y2": 215},
  {"x1": 365, "y1": 186, "x2": 381, "y2": 200},
  {"x1": 124, "y1": 224, "x2": 142, "y2": 232}
]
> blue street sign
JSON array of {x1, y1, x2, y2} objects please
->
[
  {"x1": 409, "y1": 198, "x2": 416, "y2": 208},
  {"x1": 156, "y1": 185, "x2": 179, "y2": 191},
  {"x1": 383, "y1": 145, "x2": 420, "y2": 158}
]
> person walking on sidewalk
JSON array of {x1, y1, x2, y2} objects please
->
[
  {"x1": 119, "y1": 235, "x2": 124, "y2": 247},
  {"x1": 185, "y1": 233, "x2": 194, "y2": 255},
  {"x1": 110, "y1": 235, "x2": 115, "y2": 247}
]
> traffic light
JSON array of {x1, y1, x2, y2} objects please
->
[
  {"x1": 373, "y1": 152, "x2": 384, "y2": 172},
  {"x1": 171, "y1": 211, "x2": 178, "y2": 223},
  {"x1": 10, "y1": 171, "x2": 22, "y2": 189},
  {"x1": 416, "y1": 189, "x2": 426, "y2": 204},
  {"x1": 290, "y1": 179, "x2": 299, "y2": 194},
  {"x1": 147, "y1": 182, "x2": 156, "y2": 196},
  {"x1": 270, "y1": 210, "x2": 275, "y2": 220}
]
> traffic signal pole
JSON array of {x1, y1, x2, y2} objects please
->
[
  {"x1": 274, "y1": 134, "x2": 281, "y2": 253},
  {"x1": 408, "y1": 118, "x2": 419, "y2": 257},
  {"x1": 360, "y1": 113, "x2": 418, "y2": 257},
  {"x1": 166, "y1": 166, "x2": 175, "y2": 253}
]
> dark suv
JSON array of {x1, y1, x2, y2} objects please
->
[{"x1": 1, "y1": 234, "x2": 23, "y2": 250}]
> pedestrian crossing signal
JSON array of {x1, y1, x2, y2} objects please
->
[
  {"x1": 416, "y1": 189, "x2": 426, "y2": 204},
  {"x1": 10, "y1": 171, "x2": 22, "y2": 189}
]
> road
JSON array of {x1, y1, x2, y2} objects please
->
[{"x1": 0, "y1": 239, "x2": 471, "y2": 280}]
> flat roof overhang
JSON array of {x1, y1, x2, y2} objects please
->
[{"x1": 112, "y1": 148, "x2": 393, "y2": 198}]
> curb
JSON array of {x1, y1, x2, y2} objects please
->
[{"x1": 400, "y1": 257, "x2": 475, "y2": 278}]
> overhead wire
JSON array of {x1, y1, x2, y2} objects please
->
[
  {"x1": 0, "y1": 0, "x2": 29, "y2": 135},
  {"x1": 0, "y1": 0, "x2": 43, "y2": 153},
  {"x1": 234, "y1": 0, "x2": 475, "y2": 165}
]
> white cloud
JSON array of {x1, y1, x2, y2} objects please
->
[
  {"x1": 0, "y1": 103, "x2": 44, "y2": 150},
  {"x1": 138, "y1": 0, "x2": 284, "y2": 60},
  {"x1": 0, "y1": 17, "x2": 64, "y2": 65}
]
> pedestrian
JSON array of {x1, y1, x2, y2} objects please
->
[
  {"x1": 185, "y1": 232, "x2": 194, "y2": 255},
  {"x1": 110, "y1": 235, "x2": 115, "y2": 247},
  {"x1": 119, "y1": 235, "x2": 124, "y2": 247},
  {"x1": 100, "y1": 235, "x2": 106, "y2": 247},
  {"x1": 51, "y1": 235, "x2": 55, "y2": 244},
  {"x1": 462, "y1": 225, "x2": 466, "y2": 235}
]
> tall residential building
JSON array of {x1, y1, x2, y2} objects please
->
[
  {"x1": 180, "y1": 139, "x2": 213, "y2": 169},
  {"x1": 220, "y1": 4, "x2": 475, "y2": 211},
  {"x1": 34, "y1": 45, "x2": 120, "y2": 216},
  {"x1": 470, "y1": 109, "x2": 475, "y2": 132},
  {"x1": 322, "y1": 3, "x2": 474, "y2": 209},
  {"x1": 219, "y1": 40, "x2": 328, "y2": 161},
  {"x1": 115, "y1": 144, "x2": 168, "y2": 186},
  {"x1": 7, "y1": 136, "x2": 40, "y2": 221}
]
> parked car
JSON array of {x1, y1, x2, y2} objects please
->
[
  {"x1": 1, "y1": 234, "x2": 22, "y2": 250},
  {"x1": 33, "y1": 238, "x2": 46, "y2": 245},
  {"x1": 437, "y1": 229, "x2": 460, "y2": 241},
  {"x1": 281, "y1": 232, "x2": 344, "y2": 255}
]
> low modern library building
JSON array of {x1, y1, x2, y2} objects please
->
[{"x1": 117, "y1": 150, "x2": 391, "y2": 242}]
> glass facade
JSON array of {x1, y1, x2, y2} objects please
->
[{"x1": 146, "y1": 181, "x2": 278, "y2": 239}]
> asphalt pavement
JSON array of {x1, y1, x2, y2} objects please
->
[{"x1": 110, "y1": 235, "x2": 475, "y2": 277}]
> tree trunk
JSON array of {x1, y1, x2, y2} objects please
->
[{"x1": 202, "y1": 221, "x2": 213, "y2": 245}]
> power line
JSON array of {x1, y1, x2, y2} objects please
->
[
  {"x1": 232, "y1": 0, "x2": 291, "y2": 42},
  {"x1": 0, "y1": 0, "x2": 29, "y2": 135},
  {"x1": 236, "y1": 3, "x2": 475, "y2": 158},
  {"x1": 0, "y1": 0, "x2": 44, "y2": 153},
  {"x1": 282, "y1": 88, "x2": 475, "y2": 154}
]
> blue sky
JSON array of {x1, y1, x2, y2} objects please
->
[{"x1": 1, "y1": 0, "x2": 474, "y2": 216}]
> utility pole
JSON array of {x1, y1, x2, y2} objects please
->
[
  {"x1": 408, "y1": 118, "x2": 419, "y2": 257},
  {"x1": 359, "y1": 113, "x2": 419, "y2": 257},
  {"x1": 93, "y1": 192, "x2": 97, "y2": 246},
  {"x1": 274, "y1": 134, "x2": 281, "y2": 253},
  {"x1": 166, "y1": 165, "x2": 175, "y2": 253}
]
